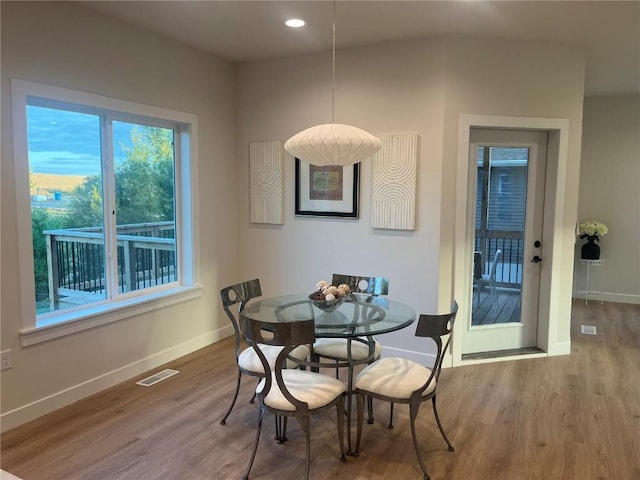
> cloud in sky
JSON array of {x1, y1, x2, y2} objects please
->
[
  {"x1": 28, "y1": 150, "x2": 101, "y2": 176},
  {"x1": 26, "y1": 104, "x2": 136, "y2": 176}
]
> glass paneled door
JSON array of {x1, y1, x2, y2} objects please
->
[{"x1": 462, "y1": 129, "x2": 548, "y2": 355}]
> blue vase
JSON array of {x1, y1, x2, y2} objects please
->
[{"x1": 581, "y1": 236, "x2": 600, "y2": 260}]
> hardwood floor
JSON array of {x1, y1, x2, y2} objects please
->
[{"x1": 2, "y1": 301, "x2": 639, "y2": 479}]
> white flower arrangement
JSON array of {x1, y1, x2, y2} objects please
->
[{"x1": 578, "y1": 221, "x2": 608, "y2": 240}]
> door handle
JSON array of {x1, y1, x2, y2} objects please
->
[{"x1": 531, "y1": 255, "x2": 542, "y2": 263}]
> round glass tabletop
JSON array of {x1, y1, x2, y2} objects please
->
[{"x1": 241, "y1": 293, "x2": 416, "y2": 338}]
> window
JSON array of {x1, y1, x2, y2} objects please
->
[
  {"x1": 475, "y1": 146, "x2": 529, "y2": 280},
  {"x1": 476, "y1": 146, "x2": 529, "y2": 231},
  {"x1": 12, "y1": 80, "x2": 200, "y2": 344}
]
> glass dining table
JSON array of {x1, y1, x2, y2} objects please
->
[{"x1": 241, "y1": 292, "x2": 417, "y2": 454}]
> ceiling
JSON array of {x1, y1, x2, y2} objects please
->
[{"x1": 83, "y1": 1, "x2": 639, "y2": 96}]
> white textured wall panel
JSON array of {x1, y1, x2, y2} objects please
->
[
  {"x1": 371, "y1": 133, "x2": 418, "y2": 230},
  {"x1": 249, "y1": 141, "x2": 284, "y2": 224}
]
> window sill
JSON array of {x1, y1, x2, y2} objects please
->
[{"x1": 19, "y1": 285, "x2": 203, "y2": 347}]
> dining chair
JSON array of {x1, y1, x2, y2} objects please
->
[
  {"x1": 312, "y1": 274, "x2": 389, "y2": 423},
  {"x1": 354, "y1": 301, "x2": 458, "y2": 480},
  {"x1": 474, "y1": 249, "x2": 502, "y2": 311},
  {"x1": 219, "y1": 279, "x2": 309, "y2": 425},
  {"x1": 313, "y1": 274, "x2": 388, "y2": 368},
  {"x1": 241, "y1": 316, "x2": 347, "y2": 480}
]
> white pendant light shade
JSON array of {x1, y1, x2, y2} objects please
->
[
  {"x1": 284, "y1": 1, "x2": 380, "y2": 167},
  {"x1": 284, "y1": 123, "x2": 381, "y2": 167}
]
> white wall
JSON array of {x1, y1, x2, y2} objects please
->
[
  {"x1": 236, "y1": 39, "x2": 447, "y2": 358},
  {"x1": 577, "y1": 95, "x2": 640, "y2": 303},
  {"x1": 236, "y1": 36, "x2": 586, "y2": 359},
  {"x1": 1, "y1": 2, "x2": 238, "y2": 429}
]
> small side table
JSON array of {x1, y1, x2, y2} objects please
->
[{"x1": 575, "y1": 259, "x2": 605, "y2": 304}]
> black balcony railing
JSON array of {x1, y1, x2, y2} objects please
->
[
  {"x1": 474, "y1": 230, "x2": 524, "y2": 288},
  {"x1": 43, "y1": 221, "x2": 176, "y2": 307},
  {"x1": 42, "y1": 223, "x2": 523, "y2": 309}
]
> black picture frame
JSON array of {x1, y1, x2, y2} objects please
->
[{"x1": 294, "y1": 158, "x2": 359, "y2": 218}]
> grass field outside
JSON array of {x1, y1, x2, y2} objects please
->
[{"x1": 30, "y1": 173, "x2": 86, "y2": 197}]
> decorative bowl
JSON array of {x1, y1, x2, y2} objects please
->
[{"x1": 308, "y1": 293, "x2": 348, "y2": 313}]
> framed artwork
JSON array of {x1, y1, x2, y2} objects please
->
[{"x1": 295, "y1": 158, "x2": 359, "y2": 218}]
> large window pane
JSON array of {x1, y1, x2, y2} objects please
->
[
  {"x1": 27, "y1": 105, "x2": 106, "y2": 315},
  {"x1": 113, "y1": 122, "x2": 177, "y2": 293},
  {"x1": 487, "y1": 147, "x2": 528, "y2": 231},
  {"x1": 475, "y1": 146, "x2": 529, "y2": 283}
]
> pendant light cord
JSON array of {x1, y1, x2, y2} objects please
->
[{"x1": 331, "y1": 0, "x2": 336, "y2": 123}]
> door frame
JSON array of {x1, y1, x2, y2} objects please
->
[
  {"x1": 452, "y1": 114, "x2": 571, "y2": 366},
  {"x1": 464, "y1": 129, "x2": 547, "y2": 354}
]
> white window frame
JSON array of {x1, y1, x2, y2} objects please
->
[{"x1": 11, "y1": 79, "x2": 201, "y2": 346}]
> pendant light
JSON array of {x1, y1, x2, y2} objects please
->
[{"x1": 284, "y1": 1, "x2": 381, "y2": 167}]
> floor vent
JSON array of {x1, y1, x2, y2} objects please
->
[
  {"x1": 136, "y1": 368, "x2": 179, "y2": 387},
  {"x1": 580, "y1": 325, "x2": 597, "y2": 335}
]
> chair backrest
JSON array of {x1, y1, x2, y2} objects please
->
[
  {"x1": 488, "y1": 249, "x2": 502, "y2": 280},
  {"x1": 414, "y1": 300, "x2": 458, "y2": 391},
  {"x1": 332, "y1": 274, "x2": 389, "y2": 295},
  {"x1": 242, "y1": 316, "x2": 316, "y2": 411},
  {"x1": 220, "y1": 279, "x2": 262, "y2": 355},
  {"x1": 473, "y1": 251, "x2": 483, "y2": 279}
]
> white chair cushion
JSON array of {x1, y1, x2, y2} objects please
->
[
  {"x1": 313, "y1": 338, "x2": 382, "y2": 361},
  {"x1": 238, "y1": 344, "x2": 309, "y2": 374},
  {"x1": 257, "y1": 370, "x2": 346, "y2": 411},
  {"x1": 356, "y1": 357, "x2": 436, "y2": 399}
]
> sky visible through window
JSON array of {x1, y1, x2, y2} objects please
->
[{"x1": 27, "y1": 105, "x2": 132, "y2": 176}]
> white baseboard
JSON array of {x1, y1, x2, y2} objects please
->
[
  {"x1": 603, "y1": 292, "x2": 640, "y2": 304},
  {"x1": 1, "y1": 469, "x2": 24, "y2": 480},
  {"x1": 0, "y1": 326, "x2": 232, "y2": 433},
  {"x1": 381, "y1": 345, "x2": 436, "y2": 365},
  {"x1": 572, "y1": 291, "x2": 640, "y2": 304},
  {"x1": 460, "y1": 351, "x2": 548, "y2": 366}
]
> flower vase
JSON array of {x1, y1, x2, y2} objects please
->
[{"x1": 581, "y1": 236, "x2": 600, "y2": 260}]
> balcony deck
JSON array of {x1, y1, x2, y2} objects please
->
[{"x1": 472, "y1": 287, "x2": 521, "y2": 325}]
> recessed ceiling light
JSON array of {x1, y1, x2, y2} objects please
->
[{"x1": 285, "y1": 19, "x2": 305, "y2": 28}]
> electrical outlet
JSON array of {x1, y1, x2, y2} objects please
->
[{"x1": 1, "y1": 349, "x2": 13, "y2": 371}]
